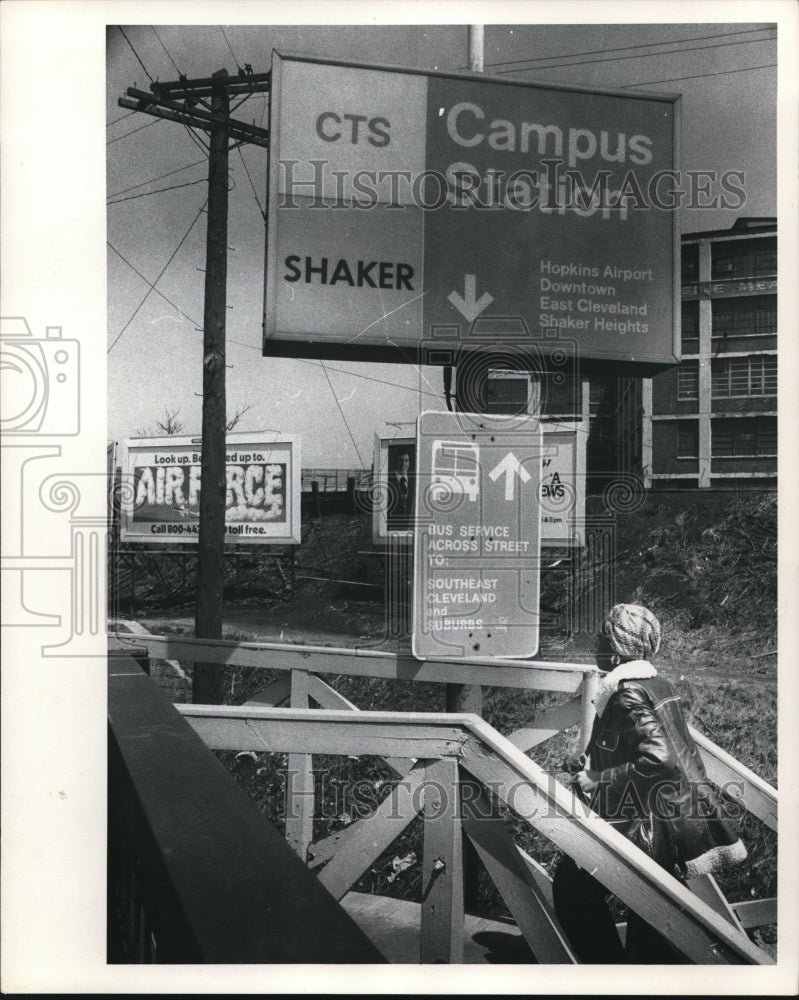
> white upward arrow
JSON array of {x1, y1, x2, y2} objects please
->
[
  {"x1": 447, "y1": 274, "x2": 493, "y2": 322},
  {"x1": 488, "y1": 452, "x2": 531, "y2": 501}
]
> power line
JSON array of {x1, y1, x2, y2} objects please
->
[
  {"x1": 108, "y1": 156, "x2": 207, "y2": 200},
  {"x1": 220, "y1": 25, "x2": 243, "y2": 70},
  {"x1": 295, "y1": 359, "x2": 441, "y2": 399},
  {"x1": 106, "y1": 117, "x2": 162, "y2": 145},
  {"x1": 107, "y1": 176, "x2": 208, "y2": 205},
  {"x1": 494, "y1": 33, "x2": 777, "y2": 76},
  {"x1": 621, "y1": 62, "x2": 777, "y2": 89},
  {"x1": 108, "y1": 198, "x2": 207, "y2": 354},
  {"x1": 107, "y1": 241, "x2": 202, "y2": 329},
  {"x1": 118, "y1": 26, "x2": 155, "y2": 84},
  {"x1": 237, "y1": 146, "x2": 266, "y2": 219},
  {"x1": 106, "y1": 253, "x2": 437, "y2": 399},
  {"x1": 183, "y1": 123, "x2": 210, "y2": 155},
  {"x1": 107, "y1": 110, "x2": 137, "y2": 128},
  {"x1": 151, "y1": 25, "x2": 182, "y2": 76},
  {"x1": 320, "y1": 362, "x2": 366, "y2": 466},
  {"x1": 224, "y1": 336, "x2": 442, "y2": 398},
  {"x1": 485, "y1": 26, "x2": 777, "y2": 70}
]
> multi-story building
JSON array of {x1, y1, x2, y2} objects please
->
[{"x1": 643, "y1": 217, "x2": 777, "y2": 490}]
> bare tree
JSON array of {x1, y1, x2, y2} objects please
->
[
  {"x1": 133, "y1": 403, "x2": 250, "y2": 438},
  {"x1": 133, "y1": 407, "x2": 184, "y2": 437},
  {"x1": 156, "y1": 408, "x2": 184, "y2": 435},
  {"x1": 225, "y1": 403, "x2": 251, "y2": 433}
]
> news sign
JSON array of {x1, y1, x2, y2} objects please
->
[
  {"x1": 539, "y1": 423, "x2": 586, "y2": 546},
  {"x1": 265, "y1": 52, "x2": 679, "y2": 366},
  {"x1": 120, "y1": 433, "x2": 300, "y2": 545}
]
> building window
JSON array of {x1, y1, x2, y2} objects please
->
[
  {"x1": 681, "y1": 302, "x2": 699, "y2": 353},
  {"x1": 681, "y1": 246, "x2": 699, "y2": 283},
  {"x1": 712, "y1": 417, "x2": 777, "y2": 457},
  {"x1": 588, "y1": 376, "x2": 611, "y2": 412},
  {"x1": 677, "y1": 362, "x2": 699, "y2": 400},
  {"x1": 677, "y1": 422, "x2": 699, "y2": 458},
  {"x1": 711, "y1": 355, "x2": 777, "y2": 398},
  {"x1": 712, "y1": 295, "x2": 777, "y2": 339},
  {"x1": 712, "y1": 247, "x2": 777, "y2": 279}
]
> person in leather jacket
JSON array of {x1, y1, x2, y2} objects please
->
[{"x1": 552, "y1": 603, "x2": 747, "y2": 963}]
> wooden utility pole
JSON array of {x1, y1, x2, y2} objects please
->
[
  {"x1": 119, "y1": 68, "x2": 270, "y2": 703},
  {"x1": 193, "y1": 69, "x2": 231, "y2": 704}
]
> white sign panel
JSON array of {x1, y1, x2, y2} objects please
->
[
  {"x1": 413, "y1": 411, "x2": 542, "y2": 659},
  {"x1": 120, "y1": 433, "x2": 301, "y2": 545},
  {"x1": 539, "y1": 423, "x2": 586, "y2": 546},
  {"x1": 265, "y1": 52, "x2": 679, "y2": 366}
]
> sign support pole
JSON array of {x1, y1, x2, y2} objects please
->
[
  {"x1": 448, "y1": 25, "x2": 485, "y2": 722},
  {"x1": 444, "y1": 25, "x2": 486, "y2": 913}
]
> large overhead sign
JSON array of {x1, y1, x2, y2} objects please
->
[
  {"x1": 120, "y1": 433, "x2": 301, "y2": 545},
  {"x1": 412, "y1": 411, "x2": 543, "y2": 659},
  {"x1": 264, "y1": 52, "x2": 679, "y2": 367}
]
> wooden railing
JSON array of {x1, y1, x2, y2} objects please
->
[
  {"x1": 111, "y1": 633, "x2": 777, "y2": 964},
  {"x1": 177, "y1": 702, "x2": 775, "y2": 965},
  {"x1": 107, "y1": 649, "x2": 385, "y2": 964}
]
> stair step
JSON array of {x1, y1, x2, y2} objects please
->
[{"x1": 340, "y1": 892, "x2": 534, "y2": 964}]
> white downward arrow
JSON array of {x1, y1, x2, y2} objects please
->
[
  {"x1": 488, "y1": 452, "x2": 531, "y2": 501},
  {"x1": 447, "y1": 274, "x2": 493, "y2": 322}
]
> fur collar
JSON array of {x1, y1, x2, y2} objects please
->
[{"x1": 593, "y1": 659, "x2": 657, "y2": 717}]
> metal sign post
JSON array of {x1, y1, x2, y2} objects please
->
[{"x1": 412, "y1": 411, "x2": 543, "y2": 660}]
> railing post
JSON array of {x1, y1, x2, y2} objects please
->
[
  {"x1": 285, "y1": 669, "x2": 314, "y2": 860},
  {"x1": 311, "y1": 480, "x2": 321, "y2": 520},
  {"x1": 580, "y1": 670, "x2": 598, "y2": 750},
  {"x1": 420, "y1": 758, "x2": 464, "y2": 964}
]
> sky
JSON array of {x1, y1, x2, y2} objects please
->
[{"x1": 105, "y1": 12, "x2": 782, "y2": 467}]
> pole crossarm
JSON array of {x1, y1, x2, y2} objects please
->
[
  {"x1": 117, "y1": 98, "x2": 269, "y2": 148},
  {"x1": 125, "y1": 87, "x2": 269, "y2": 141},
  {"x1": 151, "y1": 71, "x2": 272, "y2": 94}
]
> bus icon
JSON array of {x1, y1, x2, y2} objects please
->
[{"x1": 431, "y1": 440, "x2": 480, "y2": 502}]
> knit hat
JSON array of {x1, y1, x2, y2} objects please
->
[{"x1": 603, "y1": 604, "x2": 661, "y2": 660}]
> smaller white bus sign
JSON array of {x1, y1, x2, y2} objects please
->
[
  {"x1": 120, "y1": 433, "x2": 301, "y2": 545},
  {"x1": 413, "y1": 411, "x2": 543, "y2": 660}
]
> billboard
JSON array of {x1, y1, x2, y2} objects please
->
[
  {"x1": 265, "y1": 52, "x2": 679, "y2": 367},
  {"x1": 120, "y1": 433, "x2": 301, "y2": 545},
  {"x1": 538, "y1": 422, "x2": 586, "y2": 546},
  {"x1": 372, "y1": 426, "x2": 416, "y2": 544}
]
